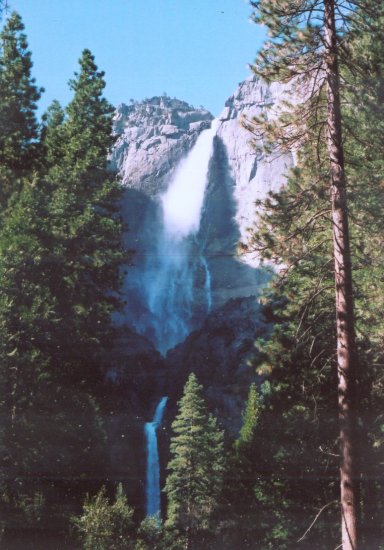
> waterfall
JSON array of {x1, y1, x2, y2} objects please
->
[
  {"x1": 161, "y1": 120, "x2": 218, "y2": 240},
  {"x1": 141, "y1": 119, "x2": 218, "y2": 354},
  {"x1": 145, "y1": 396, "x2": 168, "y2": 517},
  {"x1": 201, "y1": 255, "x2": 212, "y2": 312},
  {"x1": 141, "y1": 125, "x2": 217, "y2": 518}
]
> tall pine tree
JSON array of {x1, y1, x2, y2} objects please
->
[
  {"x1": 0, "y1": 11, "x2": 42, "y2": 205},
  {"x1": 240, "y1": 3, "x2": 384, "y2": 547},
  {"x1": 165, "y1": 374, "x2": 225, "y2": 550},
  {"x1": 41, "y1": 48, "x2": 124, "y2": 386},
  {"x1": 247, "y1": 2, "x2": 381, "y2": 547},
  {"x1": 0, "y1": 44, "x2": 124, "y2": 543}
]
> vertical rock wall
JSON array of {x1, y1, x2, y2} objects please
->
[{"x1": 113, "y1": 78, "x2": 294, "y2": 346}]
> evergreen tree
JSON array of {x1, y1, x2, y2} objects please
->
[
  {"x1": 164, "y1": 374, "x2": 225, "y2": 549},
  {"x1": 41, "y1": 48, "x2": 124, "y2": 386},
  {"x1": 0, "y1": 181, "x2": 106, "y2": 542},
  {"x1": 0, "y1": 46, "x2": 124, "y2": 541},
  {"x1": 237, "y1": 383, "x2": 262, "y2": 448},
  {"x1": 0, "y1": 11, "x2": 42, "y2": 205},
  {"x1": 217, "y1": 384, "x2": 264, "y2": 549},
  {"x1": 41, "y1": 99, "x2": 65, "y2": 169},
  {"x1": 238, "y1": 4, "x2": 384, "y2": 543},
  {"x1": 135, "y1": 515, "x2": 163, "y2": 550},
  {"x1": 74, "y1": 484, "x2": 135, "y2": 550},
  {"x1": 247, "y1": 2, "x2": 381, "y2": 547}
]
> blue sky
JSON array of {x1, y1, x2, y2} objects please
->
[{"x1": 4, "y1": 0, "x2": 266, "y2": 116}]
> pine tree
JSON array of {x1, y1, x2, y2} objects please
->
[
  {"x1": 41, "y1": 48, "x2": 124, "y2": 386},
  {"x1": 135, "y1": 515, "x2": 163, "y2": 550},
  {"x1": 0, "y1": 11, "x2": 42, "y2": 205},
  {"x1": 0, "y1": 47, "x2": 125, "y2": 540},
  {"x1": 74, "y1": 484, "x2": 135, "y2": 550},
  {"x1": 218, "y1": 384, "x2": 264, "y2": 549},
  {"x1": 237, "y1": 383, "x2": 262, "y2": 448},
  {"x1": 164, "y1": 374, "x2": 225, "y2": 549},
  {"x1": 241, "y1": 4, "x2": 384, "y2": 541},
  {"x1": 0, "y1": 182, "x2": 106, "y2": 541},
  {"x1": 247, "y1": 2, "x2": 381, "y2": 547},
  {"x1": 41, "y1": 100, "x2": 65, "y2": 169}
]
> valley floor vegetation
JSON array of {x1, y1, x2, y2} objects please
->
[{"x1": 0, "y1": 1, "x2": 383, "y2": 549}]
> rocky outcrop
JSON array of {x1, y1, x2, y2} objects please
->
[
  {"x1": 215, "y1": 75, "x2": 294, "y2": 265},
  {"x1": 110, "y1": 96, "x2": 213, "y2": 195},
  {"x1": 164, "y1": 296, "x2": 271, "y2": 436},
  {"x1": 101, "y1": 327, "x2": 167, "y2": 508},
  {"x1": 113, "y1": 79, "x2": 295, "y2": 328},
  {"x1": 195, "y1": 76, "x2": 295, "y2": 308}
]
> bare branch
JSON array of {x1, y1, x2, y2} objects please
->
[{"x1": 297, "y1": 500, "x2": 338, "y2": 542}]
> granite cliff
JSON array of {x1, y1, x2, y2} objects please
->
[
  {"x1": 110, "y1": 96, "x2": 213, "y2": 195},
  {"x1": 113, "y1": 76, "x2": 294, "y2": 340},
  {"x1": 105, "y1": 75, "x2": 295, "y2": 508}
]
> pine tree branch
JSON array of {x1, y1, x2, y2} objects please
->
[{"x1": 297, "y1": 500, "x2": 338, "y2": 542}]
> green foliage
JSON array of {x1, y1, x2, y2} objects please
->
[
  {"x1": 74, "y1": 484, "x2": 135, "y2": 550},
  {"x1": 237, "y1": 383, "x2": 262, "y2": 448},
  {"x1": 40, "y1": 50, "x2": 124, "y2": 375},
  {"x1": 41, "y1": 100, "x2": 65, "y2": 168},
  {"x1": 164, "y1": 373, "x2": 225, "y2": 549},
  {"x1": 135, "y1": 515, "x2": 163, "y2": 550},
  {"x1": 230, "y1": 3, "x2": 384, "y2": 547},
  {"x1": 0, "y1": 18, "x2": 124, "y2": 541},
  {"x1": 0, "y1": 11, "x2": 42, "y2": 205},
  {"x1": 230, "y1": 1, "x2": 384, "y2": 548}
]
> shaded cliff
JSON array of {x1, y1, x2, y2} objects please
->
[{"x1": 111, "y1": 75, "x2": 295, "y2": 430}]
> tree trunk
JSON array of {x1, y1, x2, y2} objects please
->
[{"x1": 323, "y1": 1, "x2": 359, "y2": 548}]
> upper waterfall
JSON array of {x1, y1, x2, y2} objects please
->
[
  {"x1": 117, "y1": 117, "x2": 217, "y2": 355},
  {"x1": 116, "y1": 80, "x2": 294, "y2": 352},
  {"x1": 161, "y1": 119, "x2": 219, "y2": 240},
  {"x1": 145, "y1": 120, "x2": 217, "y2": 353}
]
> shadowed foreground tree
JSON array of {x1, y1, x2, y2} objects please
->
[
  {"x1": 0, "y1": 43, "x2": 125, "y2": 542},
  {"x1": 247, "y1": 2, "x2": 381, "y2": 547}
]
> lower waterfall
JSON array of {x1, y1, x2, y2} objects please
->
[{"x1": 145, "y1": 397, "x2": 168, "y2": 517}]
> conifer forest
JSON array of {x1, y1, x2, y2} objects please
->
[{"x1": 0, "y1": 1, "x2": 383, "y2": 549}]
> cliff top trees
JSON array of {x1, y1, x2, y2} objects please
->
[{"x1": 164, "y1": 373, "x2": 225, "y2": 549}]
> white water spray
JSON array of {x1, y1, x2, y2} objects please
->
[
  {"x1": 142, "y1": 120, "x2": 217, "y2": 354},
  {"x1": 161, "y1": 120, "x2": 219, "y2": 240},
  {"x1": 201, "y1": 255, "x2": 212, "y2": 312},
  {"x1": 145, "y1": 397, "x2": 168, "y2": 517}
]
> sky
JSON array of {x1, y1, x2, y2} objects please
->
[{"x1": 3, "y1": 0, "x2": 266, "y2": 117}]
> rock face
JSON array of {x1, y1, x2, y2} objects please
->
[
  {"x1": 111, "y1": 75, "x2": 295, "y2": 426},
  {"x1": 110, "y1": 96, "x2": 213, "y2": 195},
  {"x1": 113, "y1": 77, "x2": 294, "y2": 349},
  {"x1": 164, "y1": 296, "x2": 271, "y2": 436},
  {"x1": 214, "y1": 75, "x2": 294, "y2": 265},
  {"x1": 105, "y1": 78, "x2": 297, "y2": 511},
  {"x1": 101, "y1": 327, "x2": 167, "y2": 509}
]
